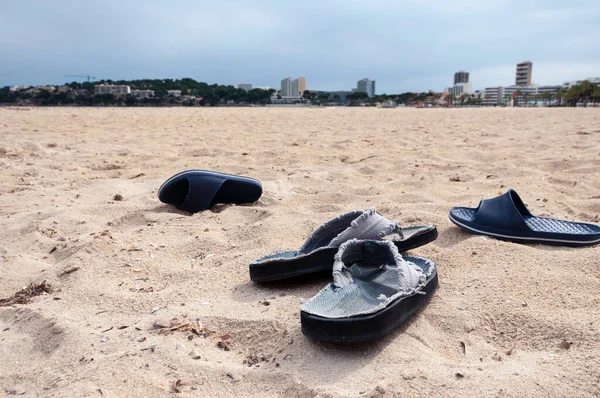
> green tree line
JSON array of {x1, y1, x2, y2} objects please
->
[{"x1": 1, "y1": 78, "x2": 598, "y2": 107}]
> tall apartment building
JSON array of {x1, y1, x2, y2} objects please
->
[
  {"x1": 454, "y1": 71, "x2": 469, "y2": 85},
  {"x1": 515, "y1": 61, "x2": 533, "y2": 86},
  {"x1": 357, "y1": 78, "x2": 376, "y2": 98},
  {"x1": 281, "y1": 77, "x2": 306, "y2": 98},
  {"x1": 94, "y1": 84, "x2": 131, "y2": 95},
  {"x1": 281, "y1": 77, "x2": 292, "y2": 97},
  {"x1": 294, "y1": 77, "x2": 306, "y2": 97},
  {"x1": 237, "y1": 83, "x2": 253, "y2": 91}
]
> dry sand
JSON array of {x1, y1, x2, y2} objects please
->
[{"x1": 0, "y1": 107, "x2": 599, "y2": 397}]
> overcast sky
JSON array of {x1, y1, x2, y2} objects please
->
[{"x1": 1, "y1": 0, "x2": 599, "y2": 93}]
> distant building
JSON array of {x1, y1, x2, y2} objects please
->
[
  {"x1": 515, "y1": 61, "x2": 533, "y2": 86},
  {"x1": 293, "y1": 77, "x2": 306, "y2": 97},
  {"x1": 291, "y1": 79, "x2": 300, "y2": 97},
  {"x1": 537, "y1": 85, "x2": 560, "y2": 95},
  {"x1": 254, "y1": 86, "x2": 274, "y2": 91},
  {"x1": 563, "y1": 77, "x2": 600, "y2": 89},
  {"x1": 167, "y1": 90, "x2": 182, "y2": 97},
  {"x1": 281, "y1": 77, "x2": 292, "y2": 97},
  {"x1": 281, "y1": 77, "x2": 306, "y2": 98},
  {"x1": 329, "y1": 91, "x2": 352, "y2": 101},
  {"x1": 38, "y1": 85, "x2": 56, "y2": 92},
  {"x1": 57, "y1": 85, "x2": 71, "y2": 93},
  {"x1": 131, "y1": 89, "x2": 154, "y2": 99},
  {"x1": 70, "y1": 89, "x2": 89, "y2": 98},
  {"x1": 237, "y1": 83, "x2": 253, "y2": 91},
  {"x1": 9, "y1": 85, "x2": 27, "y2": 92},
  {"x1": 357, "y1": 78, "x2": 376, "y2": 98},
  {"x1": 482, "y1": 85, "x2": 559, "y2": 106},
  {"x1": 454, "y1": 71, "x2": 469, "y2": 85},
  {"x1": 447, "y1": 82, "x2": 473, "y2": 97},
  {"x1": 483, "y1": 87, "x2": 505, "y2": 106},
  {"x1": 503, "y1": 85, "x2": 538, "y2": 106},
  {"x1": 94, "y1": 84, "x2": 131, "y2": 95}
]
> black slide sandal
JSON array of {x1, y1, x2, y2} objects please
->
[{"x1": 158, "y1": 170, "x2": 262, "y2": 213}]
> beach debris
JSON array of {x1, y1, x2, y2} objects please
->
[
  {"x1": 49, "y1": 246, "x2": 57, "y2": 254},
  {"x1": 559, "y1": 340, "x2": 572, "y2": 350},
  {"x1": 449, "y1": 175, "x2": 462, "y2": 182},
  {"x1": 486, "y1": 175, "x2": 498, "y2": 179},
  {"x1": 171, "y1": 379, "x2": 183, "y2": 393},
  {"x1": 59, "y1": 266, "x2": 80, "y2": 276},
  {"x1": 189, "y1": 350, "x2": 201, "y2": 360},
  {"x1": 242, "y1": 152, "x2": 249, "y2": 155},
  {"x1": 243, "y1": 353, "x2": 272, "y2": 367},
  {"x1": 455, "y1": 372, "x2": 464, "y2": 379},
  {"x1": 226, "y1": 373, "x2": 235, "y2": 381},
  {"x1": 151, "y1": 306, "x2": 160, "y2": 314},
  {"x1": 216, "y1": 335, "x2": 231, "y2": 351},
  {"x1": 459, "y1": 341, "x2": 466, "y2": 355},
  {"x1": 521, "y1": 301, "x2": 528, "y2": 307},
  {"x1": 101, "y1": 326, "x2": 113, "y2": 333},
  {"x1": 492, "y1": 353, "x2": 502, "y2": 362},
  {"x1": 130, "y1": 286, "x2": 153, "y2": 293},
  {"x1": 130, "y1": 173, "x2": 145, "y2": 179},
  {"x1": 259, "y1": 299, "x2": 270, "y2": 306},
  {"x1": 100, "y1": 337, "x2": 109, "y2": 343},
  {"x1": 152, "y1": 318, "x2": 208, "y2": 339},
  {"x1": 0, "y1": 281, "x2": 53, "y2": 307},
  {"x1": 506, "y1": 346, "x2": 515, "y2": 356},
  {"x1": 113, "y1": 194, "x2": 123, "y2": 201}
]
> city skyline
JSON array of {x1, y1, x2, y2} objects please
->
[{"x1": 2, "y1": 1, "x2": 599, "y2": 92}]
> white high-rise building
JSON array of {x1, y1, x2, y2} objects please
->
[
  {"x1": 281, "y1": 77, "x2": 306, "y2": 98},
  {"x1": 357, "y1": 78, "x2": 376, "y2": 97},
  {"x1": 281, "y1": 77, "x2": 292, "y2": 97}
]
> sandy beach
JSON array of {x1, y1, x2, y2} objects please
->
[{"x1": 1, "y1": 107, "x2": 599, "y2": 397}]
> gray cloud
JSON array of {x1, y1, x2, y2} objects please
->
[{"x1": 1, "y1": 0, "x2": 599, "y2": 92}]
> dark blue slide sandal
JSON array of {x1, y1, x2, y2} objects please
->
[
  {"x1": 449, "y1": 189, "x2": 600, "y2": 246},
  {"x1": 158, "y1": 170, "x2": 262, "y2": 213}
]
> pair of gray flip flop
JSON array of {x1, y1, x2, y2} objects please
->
[{"x1": 250, "y1": 208, "x2": 439, "y2": 342}]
